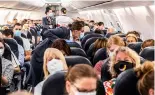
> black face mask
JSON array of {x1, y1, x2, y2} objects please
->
[{"x1": 114, "y1": 61, "x2": 134, "y2": 75}]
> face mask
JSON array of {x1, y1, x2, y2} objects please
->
[
  {"x1": 0, "y1": 48, "x2": 4, "y2": 57},
  {"x1": 114, "y1": 61, "x2": 133, "y2": 75},
  {"x1": 47, "y1": 59, "x2": 64, "y2": 75},
  {"x1": 75, "y1": 91, "x2": 96, "y2": 95},
  {"x1": 14, "y1": 30, "x2": 21, "y2": 37},
  {"x1": 49, "y1": 13, "x2": 54, "y2": 17},
  {"x1": 80, "y1": 33, "x2": 84, "y2": 39}
]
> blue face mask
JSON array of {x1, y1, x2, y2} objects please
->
[
  {"x1": 14, "y1": 30, "x2": 21, "y2": 37},
  {"x1": 80, "y1": 33, "x2": 84, "y2": 39}
]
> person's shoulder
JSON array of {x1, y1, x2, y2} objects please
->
[{"x1": 2, "y1": 57, "x2": 12, "y2": 65}]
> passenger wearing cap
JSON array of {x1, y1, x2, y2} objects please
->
[
  {"x1": 34, "y1": 48, "x2": 68, "y2": 95},
  {"x1": 56, "y1": 7, "x2": 73, "y2": 27},
  {"x1": 104, "y1": 46, "x2": 140, "y2": 95}
]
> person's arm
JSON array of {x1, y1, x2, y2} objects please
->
[
  {"x1": 25, "y1": 50, "x2": 31, "y2": 61},
  {"x1": 18, "y1": 45, "x2": 25, "y2": 66}
]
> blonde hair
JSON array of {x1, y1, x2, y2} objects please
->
[
  {"x1": 22, "y1": 24, "x2": 29, "y2": 31},
  {"x1": 2, "y1": 26, "x2": 9, "y2": 30},
  {"x1": 107, "y1": 35, "x2": 125, "y2": 48},
  {"x1": 43, "y1": 48, "x2": 68, "y2": 78},
  {"x1": 135, "y1": 61, "x2": 154, "y2": 95},
  {"x1": 109, "y1": 46, "x2": 141, "y2": 77},
  {"x1": 84, "y1": 26, "x2": 90, "y2": 33}
]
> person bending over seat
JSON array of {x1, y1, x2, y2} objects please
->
[
  {"x1": 94, "y1": 35, "x2": 125, "y2": 78},
  {"x1": 51, "y1": 39, "x2": 71, "y2": 56},
  {"x1": 13, "y1": 23, "x2": 31, "y2": 61},
  {"x1": 0, "y1": 38, "x2": 14, "y2": 87},
  {"x1": 34, "y1": 48, "x2": 68, "y2": 95},
  {"x1": 66, "y1": 64, "x2": 98, "y2": 95},
  {"x1": 135, "y1": 61, "x2": 154, "y2": 95},
  {"x1": 104, "y1": 46, "x2": 141, "y2": 95}
]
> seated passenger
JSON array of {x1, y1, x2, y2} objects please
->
[
  {"x1": 135, "y1": 61, "x2": 154, "y2": 95},
  {"x1": 104, "y1": 46, "x2": 141, "y2": 95},
  {"x1": 97, "y1": 22, "x2": 104, "y2": 30},
  {"x1": 93, "y1": 37, "x2": 108, "y2": 56},
  {"x1": 0, "y1": 38, "x2": 14, "y2": 87},
  {"x1": 34, "y1": 48, "x2": 68, "y2": 95},
  {"x1": 94, "y1": 35, "x2": 125, "y2": 77},
  {"x1": 66, "y1": 64, "x2": 98, "y2": 95},
  {"x1": 89, "y1": 20, "x2": 95, "y2": 32},
  {"x1": 51, "y1": 39, "x2": 71, "y2": 56},
  {"x1": 13, "y1": 23, "x2": 31, "y2": 61},
  {"x1": 126, "y1": 34, "x2": 138, "y2": 44},
  {"x1": 2, "y1": 26, "x2": 9, "y2": 30},
  {"x1": 141, "y1": 39, "x2": 155, "y2": 51},
  {"x1": 2, "y1": 29, "x2": 24, "y2": 66},
  {"x1": 56, "y1": 7, "x2": 73, "y2": 27}
]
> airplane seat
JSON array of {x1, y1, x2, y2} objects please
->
[
  {"x1": 30, "y1": 28, "x2": 37, "y2": 36},
  {"x1": 14, "y1": 36, "x2": 24, "y2": 48},
  {"x1": 87, "y1": 43, "x2": 95, "y2": 61},
  {"x1": 21, "y1": 33, "x2": 27, "y2": 38},
  {"x1": 3, "y1": 43, "x2": 12, "y2": 61},
  {"x1": 127, "y1": 42, "x2": 142, "y2": 54},
  {"x1": 21, "y1": 62, "x2": 35, "y2": 90},
  {"x1": 101, "y1": 58, "x2": 112, "y2": 82},
  {"x1": 81, "y1": 33, "x2": 103, "y2": 48},
  {"x1": 139, "y1": 46, "x2": 154, "y2": 61},
  {"x1": 65, "y1": 56, "x2": 92, "y2": 67},
  {"x1": 84, "y1": 32, "x2": 93, "y2": 36},
  {"x1": 93, "y1": 48, "x2": 108, "y2": 67},
  {"x1": 27, "y1": 31, "x2": 33, "y2": 41},
  {"x1": 105, "y1": 32, "x2": 118, "y2": 38},
  {"x1": 114, "y1": 69, "x2": 140, "y2": 95},
  {"x1": 67, "y1": 42, "x2": 82, "y2": 48},
  {"x1": 138, "y1": 38, "x2": 143, "y2": 42},
  {"x1": 96, "y1": 80, "x2": 106, "y2": 95},
  {"x1": 83, "y1": 37, "x2": 101, "y2": 52},
  {"x1": 4, "y1": 39, "x2": 19, "y2": 58},
  {"x1": 116, "y1": 33, "x2": 126, "y2": 38},
  {"x1": 42, "y1": 71, "x2": 66, "y2": 95},
  {"x1": 70, "y1": 48, "x2": 87, "y2": 57}
]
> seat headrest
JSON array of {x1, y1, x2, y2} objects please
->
[
  {"x1": 67, "y1": 42, "x2": 82, "y2": 48},
  {"x1": 127, "y1": 42, "x2": 142, "y2": 54},
  {"x1": 71, "y1": 48, "x2": 87, "y2": 57},
  {"x1": 139, "y1": 46, "x2": 154, "y2": 61},
  {"x1": 101, "y1": 58, "x2": 112, "y2": 82},
  {"x1": 84, "y1": 37, "x2": 100, "y2": 52},
  {"x1": 42, "y1": 71, "x2": 66, "y2": 95},
  {"x1": 14, "y1": 36, "x2": 24, "y2": 47},
  {"x1": 114, "y1": 69, "x2": 140, "y2": 95},
  {"x1": 93, "y1": 48, "x2": 108, "y2": 66},
  {"x1": 105, "y1": 32, "x2": 118, "y2": 38},
  {"x1": 81, "y1": 33, "x2": 102, "y2": 47},
  {"x1": 65, "y1": 56, "x2": 92, "y2": 67}
]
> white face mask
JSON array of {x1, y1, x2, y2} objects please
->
[
  {"x1": 47, "y1": 59, "x2": 64, "y2": 75},
  {"x1": 109, "y1": 51, "x2": 114, "y2": 57},
  {"x1": 0, "y1": 48, "x2": 4, "y2": 57},
  {"x1": 75, "y1": 91, "x2": 96, "y2": 95},
  {"x1": 49, "y1": 13, "x2": 54, "y2": 17}
]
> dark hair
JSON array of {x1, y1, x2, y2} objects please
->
[
  {"x1": 2, "y1": 29, "x2": 14, "y2": 37},
  {"x1": 61, "y1": 7, "x2": 67, "y2": 14},
  {"x1": 94, "y1": 29, "x2": 102, "y2": 34},
  {"x1": 135, "y1": 61, "x2": 154, "y2": 95},
  {"x1": 45, "y1": 6, "x2": 51, "y2": 14},
  {"x1": 90, "y1": 20, "x2": 95, "y2": 23},
  {"x1": 141, "y1": 39, "x2": 155, "y2": 49},
  {"x1": 71, "y1": 21, "x2": 84, "y2": 31},
  {"x1": 51, "y1": 39, "x2": 71, "y2": 56},
  {"x1": 14, "y1": 23, "x2": 22, "y2": 28},
  {"x1": 66, "y1": 64, "x2": 98, "y2": 83},
  {"x1": 98, "y1": 22, "x2": 104, "y2": 26}
]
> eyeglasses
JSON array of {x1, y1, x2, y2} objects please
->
[{"x1": 71, "y1": 83, "x2": 96, "y2": 92}]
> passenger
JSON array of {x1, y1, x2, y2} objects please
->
[
  {"x1": 93, "y1": 37, "x2": 108, "y2": 56},
  {"x1": 12, "y1": 18, "x2": 18, "y2": 26},
  {"x1": 135, "y1": 61, "x2": 154, "y2": 95},
  {"x1": 97, "y1": 22, "x2": 104, "y2": 30},
  {"x1": 13, "y1": 23, "x2": 31, "y2": 61},
  {"x1": 89, "y1": 20, "x2": 95, "y2": 31},
  {"x1": 107, "y1": 27, "x2": 115, "y2": 34},
  {"x1": 56, "y1": 7, "x2": 73, "y2": 27},
  {"x1": 8, "y1": 91, "x2": 32, "y2": 95},
  {"x1": 80, "y1": 25, "x2": 90, "y2": 39},
  {"x1": 94, "y1": 35, "x2": 125, "y2": 77},
  {"x1": 51, "y1": 39, "x2": 71, "y2": 56},
  {"x1": 2, "y1": 26, "x2": 9, "y2": 30},
  {"x1": 66, "y1": 64, "x2": 98, "y2": 95},
  {"x1": 2, "y1": 29, "x2": 24, "y2": 66},
  {"x1": 42, "y1": 6, "x2": 56, "y2": 29},
  {"x1": 141, "y1": 39, "x2": 155, "y2": 51},
  {"x1": 34, "y1": 48, "x2": 68, "y2": 95},
  {"x1": 104, "y1": 46, "x2": 141, "y2": 95},
  {"x1": 69, "y1": 21, "x2": 84, "y2": 45},
  {"x1": 0, "y1": 38, "x2": 14, "y2": 87},
  {"x1": 126, "y1": 35, "x2": 138, "y2": 44},
  {"x1": 93, "y1": 23, "x2": 99, "y2": 31}
]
